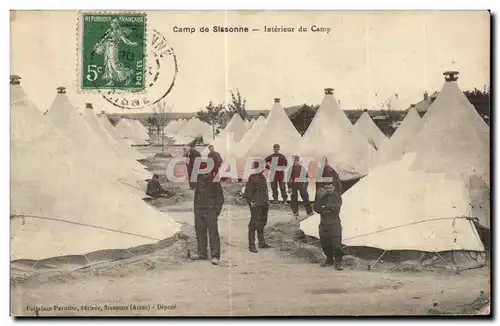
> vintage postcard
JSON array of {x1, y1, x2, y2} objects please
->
[{"x1": 10, "y1": 10, "x2": 490, "y2": 316}]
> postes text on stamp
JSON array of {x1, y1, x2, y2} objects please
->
[{"x1": 81, "y1": 12, "x2": 146, "y2": 91}]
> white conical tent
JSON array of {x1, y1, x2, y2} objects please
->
[
  {"x1": 403, "y1": 73, "x2": 490, "y2": 228},
  {"x1": 374, "y1": 107, "x2": 422, "y2": 166},
  {"x1": 236, "y1": 116, "x2": 266, "y2": 158},
  {"x1": 165, "y1": 119, "x2": 188, "y2": 136},
  {"x1": 196, "y1": 121, "x2": 215, "y2": 143},
  {"x1": 239, "y1": 99, "x2": 301, "y2": 158},
  {"x1": 300, "y1": 153, "x2": 484, "y2": 254},
  {"x1": 171, "y1": 118, "x2": 202, "y2": 144},
  {"x1": 224, "y1": 113, "x2": 249, "y2": 142},
  {"x1": 10, "y1": 80, "x2": 181, "y2": 261},
  {"x1": 97, "y1": 114, "x2": 147, "y2": 161},
  {"x1": 355, "y1": 111, "x2": 388, "y2": 151},
  {"x1": 129, "y1": 119, "x2": 149, "y2": 143},
  {"x1": 201, "y1": 130, "x2": 236, "y2": 160},
  {"x1": 175, "y1": 118, "x2": 197, "y2": 137},
  {"x1": 83, "y1": 106, "x2": 150, "y2": 178},
  {"x1": 164, "y1": 120, "x2": 181, "y2": 136},
  {"x1": 45, "y1": 90, "x2": 147, "y2": 191},
  {"x1": 131, "y1": 119, "x2": 150, "y2": 141},
  {"x1": 134, "y1": 119, "x2": 149, "y2": 135},
  {"x1": 300, "y1": 89, "x2": 376, "y2": 179},
  {"x1": 248, "y1": 118, "x2": 256, "y2": 128},
  {"x1": 116, "y1": 119, "x2": 148, "y2": 146}
]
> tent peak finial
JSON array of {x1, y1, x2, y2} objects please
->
[
  {"x1": 443, "y1": 71, "x2": 459, "y2": 82},
  {"x1": 10, "y1": 75, "x2": 21, "y2": 85},
  {"x1": 324, "y1": 88, "x2": 334, "y2": 95},
  {"x1": 57, "y1": 86, "x2": 66, "y2": 94},
  {"x1": 274, "y1": 98, "x2": 281, "y2": 103}
]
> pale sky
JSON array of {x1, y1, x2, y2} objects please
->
[{"x1": 11, "y1": 10, "x2": 490, "y2": 114}]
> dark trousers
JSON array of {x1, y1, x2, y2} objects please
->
[
  {"x1": 290, "y1": 183, "x2": 313, "y2": 215},
  {"x1": 248, "y1": 205, "x2": 269, "y2": 247},
  {"x1": 319, "y1": 209, "x2": 343, "y2": 263},
  {"x1": 270, "y1": 180, "x2": 287, "y2": 201},
  {"x1": 194, "y1": 207, "x2": 221, "y2": 259},
  {"x1": 187, "y1": 165, "x2": 196, "y2": 189}
]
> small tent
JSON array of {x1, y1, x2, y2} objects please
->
[
  {"x1": 374, "y1": 107, "x2": 422, "y2": 166},
  {"x1": 354, "y1": 111, "x2": 388, "y2": 151},
  {"x1": 299, "y1": 88, "x2": 376, "y2": 180},
  {"x1": 97, "y1": 113, "x2": 147, "y2": 161},
  {"x1": 239, "y1": 98, "x2": 301, "y2": 159},
  {"x1": 224, "y1": 113, "x2": 249, "y2": 142}
]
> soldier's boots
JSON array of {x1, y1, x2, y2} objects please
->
[
  {"x1": 320, "y1": 256, "x2": 334, "y2": 267},
  {"x1": 259, "y1": 243, "x2": 272, "y2": 249},
  {"x1": 249, "y1": 245, "x2": 258, "y2": 253}
]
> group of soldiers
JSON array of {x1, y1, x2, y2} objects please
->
[{"x1": 147, "y1": 143, "x2": 344, "y2": 270}]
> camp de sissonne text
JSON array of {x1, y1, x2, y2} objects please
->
[{"x1": 172, "y1": 25, "x2": 331, "y2": 34}]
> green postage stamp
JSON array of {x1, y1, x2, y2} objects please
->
[{"x1": 80, "y1": 12, "x2": 147, "y2": 91}]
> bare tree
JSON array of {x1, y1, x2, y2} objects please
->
[{"x1": 153, "y1": 100, "x2": 174, "y2": 153}]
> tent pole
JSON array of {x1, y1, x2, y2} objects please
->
[
  {"x1": 434, "y1": 252, "x2": 460, "y2": 274},
  {"x1": 83, "y1": 254, "x2": 95, "y2": 272},
  {"x1": 368, "y1": 250, "x2": 387, "y2": 270}
]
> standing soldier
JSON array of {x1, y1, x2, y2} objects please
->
[
  {"x1": 287, "y1": 155, "x2": 313, "y2": 219},
  {"x1": 314, "y1": 157, "x2": 343, "y2": 270},
  {"x1": 315, "y1": 157, "x2": 342, "y2": 194},
  {"x1": 193, "y1": 160, "x2": 224, "y2": 265},
  {"x1": 265, "y1": 144, "x2": 288, "y2": 203},
  {"x1": 185, "y1": 143, "x2": 201, "y2": 190},
  {"x1": 207, "y1": 145, "x2": 223, "y2": 178},
  {"x1": 243, "y1": 161, "x2": 272, "y2": 253}
]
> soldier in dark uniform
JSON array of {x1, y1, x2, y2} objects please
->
[
  {"x1": 146, "y1": 174, "x2": 172, "y2": 198},
  {"x1": 265, "y1": 144, "x2": 288, "y2": 203},
  {"x1": 315, "y1": 157, "x2": 342, "y2": 193},
  {"x1": 287, "y1": 155, "x2": 313, "y2": 218},
  {"x1": 193, "y1": 160, "x2": 225, "y2": 265},
  {"x1": 185, "y1": 143, "x2": 201, "y2": 189},
  {"x1": 207, "y1": 145, "x2": 223, "y2": 178},
  {"x1": 314, "y1": 158, "x2": 343, "y2": 270},
  {"x1": 243, "y1": 161, "x2": 272, "y2": 253}
]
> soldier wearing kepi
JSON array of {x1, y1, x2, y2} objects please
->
[
  {"x1": 207, "y1": 145, "x2": 223, "y2": 178},
  {"x1": 193, "y1": 160, "x2": 224, "y2": 265},
  {"x1": 287, "y1": 155, "x2": 313, "y2": 219},
  {"x1": 314, "y1": 157, "x2": 343, "y2": 270},
  {"x1": 265, "y1": 143, "x2": 288, "y2": 203},
  {"x1": 243, "y1": 160, "x2": 272, "y2": 253},
  {"x1": 185, "y1": 143, "x2": 201, "y2": 190}
]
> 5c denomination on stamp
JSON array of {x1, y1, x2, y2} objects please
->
[{"x1": 80, "y1": 12, "x2": 147, "y2": 91}]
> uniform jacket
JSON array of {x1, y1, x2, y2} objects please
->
[
  {"x1": 208, "y1": 151, "x2": 223, "y2": 174},
  {"x1": 243, "y1": 173, "x2": 269, "y2": 206},
  {"x1": 194, "y1": 173, "x2": 225, "y2": 216},
  {"x1": 288, "y1": 164, "x2": 309, "y2": 188},
  {"x1": 313, "y1": 187, "x2": 342, "y2": 216},
  {"x1": 186, "y1": 148, "x2": 201, "y2": 169},
  {"x1": 265, "y1": 153, "x2": 288, "y2": 182},
  {"x1": 316, "y1": 164, "x2": 342, "y2": 193}
]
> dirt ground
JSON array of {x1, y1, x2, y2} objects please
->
[
  {"x1": 10, "y1": 148, "x2": 491, "y2": 317},
  {"x1": 10, "y1": 201, "x2": 490, "y2": 317}
]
